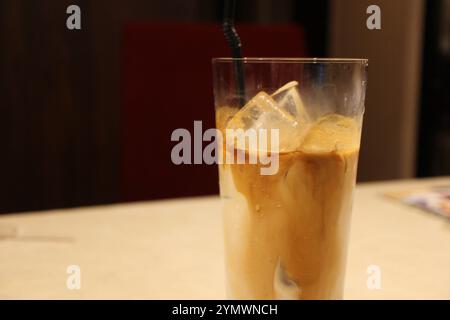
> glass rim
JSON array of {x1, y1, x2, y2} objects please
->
[{"x1": 212, "y1": 57, "x2": 368, "y2": 64}]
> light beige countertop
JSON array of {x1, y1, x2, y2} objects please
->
[{"x1": 0, "y1": 177, "x2": 449, "y2": 299}]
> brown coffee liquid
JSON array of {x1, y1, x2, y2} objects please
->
[{"x1": 217, "y1": 107, "x2": 360, "y2": 300}]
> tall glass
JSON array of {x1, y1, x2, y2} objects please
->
[{"x1": 212, "y1": 58, "x2": 368, "y2": 300}]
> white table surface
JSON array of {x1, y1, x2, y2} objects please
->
[{"x1": 0, "y1": 177, "x2": 449, "y2": 300}]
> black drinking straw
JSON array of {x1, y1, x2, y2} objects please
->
[{"x1": 222, "y1": 0, "x2": 246, "y2": 106}]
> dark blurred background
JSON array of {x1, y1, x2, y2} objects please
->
[{"x1": 0, "y1": 0, "x2": 448, "y2": 213}]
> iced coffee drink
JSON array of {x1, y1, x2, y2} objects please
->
[{"x1": 213, "y1": 58, "x2": 367, "y2": 300}]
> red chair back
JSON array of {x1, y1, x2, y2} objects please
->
[{"x1": 121, "y1": 22, "x2": 307, "y2": 202}]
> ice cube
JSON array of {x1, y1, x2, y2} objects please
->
[
  {"x1": 300, "y1": 113, "x2": 360, "y2": 153},
  {"x1": 227, "y1": 92, "x2": 294, "y2": 129},
  {"x1": 273, "y1": 258, "x2": 301, "y2": 300},
  {"x1": 226, "y1": 90, "x2": 303, "y2": 152},
  {"x1": 271, "y1": 81, "x2": 310, "y2": 125},
  {"x1": 225, "y1": 81, "x2": 312, "y2": 152}
]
